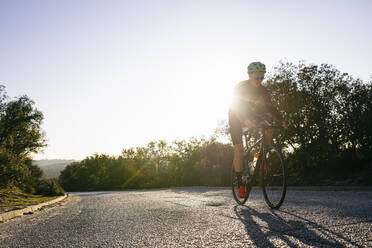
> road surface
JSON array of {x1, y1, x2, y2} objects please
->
[{"x1": 1, "y1": 187, "x2": 371, "y2": 247}]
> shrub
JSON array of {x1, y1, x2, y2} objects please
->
[{"x1": 35, "y1": 179, "x2": 65, "y2": 196}]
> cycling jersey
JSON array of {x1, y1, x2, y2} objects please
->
[
  {"x1": 230, "y1": 79, "x2": 282, "y2": 122},
  {"x1": 228, "y1": 79, "x2": 283, "y2": 145}
]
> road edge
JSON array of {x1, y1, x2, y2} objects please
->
[{"x1": 0, "y1": 194, "x2": 68, "y2": 223}]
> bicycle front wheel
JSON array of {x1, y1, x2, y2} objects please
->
[
  {"x1": 261, "y1": 145, "x2": 287, "y2": 209},
  {"x1": 231, "y1": 162, "x2": 249, "y2": 205}
]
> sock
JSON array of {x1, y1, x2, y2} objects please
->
[{"x1": 236, "y1": 172, "x2": 243, "y2": 187}]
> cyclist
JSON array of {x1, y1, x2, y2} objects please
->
[{"x1": 228, "y1": 61, "x2": 287, "y2": 198}]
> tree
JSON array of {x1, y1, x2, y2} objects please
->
[{"x1": 0, "y1": 85, "x2": 47, "y2": 191}]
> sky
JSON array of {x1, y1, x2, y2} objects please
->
[{"x1": 1, "y1": 0, "x2": 371, "y2": 160}]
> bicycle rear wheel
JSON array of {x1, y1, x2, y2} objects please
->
[
  {"x1": 231, "y1": 162, "x2": 249, "y2": 205},
  {"x1": 261, "y1": 145, "x2": 287, "y2": 209}
]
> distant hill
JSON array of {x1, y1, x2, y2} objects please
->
[{"x1": 33, "y1": 159, "x2": 79, "y2": 179}]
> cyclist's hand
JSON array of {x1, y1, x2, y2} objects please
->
[{"x1": 244, "y1": 119, "x2": 256, "y2": 129}]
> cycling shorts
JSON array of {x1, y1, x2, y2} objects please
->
[{"x1": 228, "y1": 109, "x2": 271, "y2": 145}]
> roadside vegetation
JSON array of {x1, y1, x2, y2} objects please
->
[
  {"x1": 59, "y1": 60, "x2": 372, "y2": 191},
  {"x1": 0, "y1": 85, "x2": 65, "y2": 205},
  {"x1": 0, "y1": 187, "x2": 60, "y2": 213}
]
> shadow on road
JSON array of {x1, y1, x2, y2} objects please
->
[
  {"x1": 234, "y1": 206, "x2": 361, "y2": 247},
  {"x1": 170, "y1": 186, "x2": 229, "y2": 194}
]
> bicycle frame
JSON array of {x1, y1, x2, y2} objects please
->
[
  {"x1": 242, "y1": 125, "x2": 284, "y2": 176},
  {"x1": 242, "y1": 131, "x2": 263, "y2": 178}
]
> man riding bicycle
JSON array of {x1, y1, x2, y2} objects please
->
[{"x1": 228, "y1": 61, "x2": 287, "y2": 198}]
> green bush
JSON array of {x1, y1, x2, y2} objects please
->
[{"x1": 35, "y1": 179, "x2": 65, "y2": 196}]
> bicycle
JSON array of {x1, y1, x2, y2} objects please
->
[{"x1": 231, "y1": 125, "x2": 287, "y2": 209}]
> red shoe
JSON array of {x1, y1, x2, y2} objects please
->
[{"x1": 238, "y1": 185, "x2": 248, "y2": 198}]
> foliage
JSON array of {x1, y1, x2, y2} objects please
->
[
  {"x1": 263, "y1": 60, "x2": 372, "y2": 184},
  {"x1": 35, "y1": 178, "x2": 65, "y2": 196},
  {"x1": 0, "y1": 85, "x2": 64, "y2": 196},
  {"x1": 0, "y1": 186, "x2": 59, "y2": 212},
  {"x1": 59, "y1": 138, "x2": 234, "y2": 191}
]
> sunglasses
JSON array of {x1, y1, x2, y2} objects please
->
[{"x1": 253, "y1": 75, "x2": 265, "y2": 80}]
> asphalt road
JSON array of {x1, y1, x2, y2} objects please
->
[{"x1": 0, "y1": 187, "x2": 371, "y2": 247}]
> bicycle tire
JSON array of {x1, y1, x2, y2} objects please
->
[
  {"x1": 261, "y1": 145, "x2": 287, "y2": 209},
  {"x1": 231, "y1": 162, "x2": 250, "y2": 205}
]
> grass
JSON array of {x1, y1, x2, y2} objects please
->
[{"x1": 0, "y1": 187, "x2": 59, "y2": 213}]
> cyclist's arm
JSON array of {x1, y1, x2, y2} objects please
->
[
  {"x1": 231, "y1": 84, "x2": 249, "y2": 124},
  {"x1": 230, "y1": 107, "x2": 254, "y2": 127}
]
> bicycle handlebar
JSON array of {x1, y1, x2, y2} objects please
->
[
  {"x1": 242, "y1": 125, "x2": 286, "y2": 134},
  {"x1": 247, "y1": 125, "x2": 285, "y2": 130},
  {"x1": 243, "y1": 123, "x2": 291, "y2": 144}
]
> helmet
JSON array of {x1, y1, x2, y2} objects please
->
[{"x1": 247, "y1": 62, "x2": 266, "y2": 73}]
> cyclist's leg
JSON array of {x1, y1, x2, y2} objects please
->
[
  {"x1": 228, "y1": 109, "x2": 244, "y2": 173},
  {"x1": 233, "y1": 144, "x2": 245, "y2": 191},
  {"x1": 229, "y1": 109, "x2": 246, "y2": 191},
  {"x1": 265, "y1": 129, "x2": 274, "y2": 146},
  {"x1": 233, "y1": 144, "x2": 244, "y2": 172}
]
